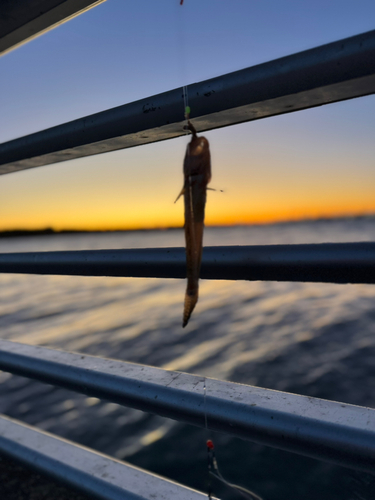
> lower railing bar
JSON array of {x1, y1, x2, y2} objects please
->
[
  {"x1": 0, "y1": 414, "x2": 208, "y2": 500},
  {"x1": 0, "y1": 340, "x2": 374, "y2": 474},
  {"x1": 0, "y1": 242, "x2": 375, "y2": 283}
]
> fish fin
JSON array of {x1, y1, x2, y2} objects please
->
[
  {"x1": 174, "y1": 186, "x2": 185, "y2": 203},
  {"x1": 183, "y1": 289, "x2": 198, "y2": 328}
]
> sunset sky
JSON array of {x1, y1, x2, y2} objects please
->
[{"x1": 0, "y1": 0, "x2": 374, "y2": 231}]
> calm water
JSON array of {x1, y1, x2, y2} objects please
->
[{"x1": 1, "y1": 219, "x2": 375, "y2": 499}]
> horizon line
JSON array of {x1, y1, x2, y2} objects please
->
[{"x1": 0, "y1": 213, "x2": 374, "y2": 237}]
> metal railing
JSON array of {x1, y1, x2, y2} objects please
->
[
  {"x1": 0, "y1": 29, "x2": 375, "y2": 175},
  {"x1": 1, "y1": 340, "x2": 375, "y2": 475},
  {"x1": 1, "y1": 242, "x2": 375, "y2": 283},
  {"x1": 0, "y1": 0, "x2": 107, "y2": 57},
  {"x1": 1, "y1": 28, "x2": 375, "y2": 499},
  {"x1": 0, "y1": 413, "x2": 208, "y2": 500}
]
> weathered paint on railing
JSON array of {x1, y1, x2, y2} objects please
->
[{"x1": 1, "y1": 340, "x2": 374, "y2": 474}]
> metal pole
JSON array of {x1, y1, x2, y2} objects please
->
[
  {"x1": 0, "y1": 340, "x2": 375, "y2": 474},
  {"x1": 0, "y1": 242, "x2": 375, "y2": 283},
  {"x1": 1, "y1": 30, "x2": 375, "y2": 175},
  {"x1": 0, "y1": 414, "x2": 208, "y2": 500},
  {"x1": 0, "y1": 1, "x2": 107, "y2": 57}
]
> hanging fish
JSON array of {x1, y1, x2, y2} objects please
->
[{"x1": 176, "y1": 121, "x2": 211, "y2": 327}]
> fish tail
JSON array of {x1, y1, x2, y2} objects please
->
[{"x1": 182, "y1": 287, "x2": 199, "y2": 328}]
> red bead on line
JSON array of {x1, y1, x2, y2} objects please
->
[{"x1": 206, "y1": 439, "x2": 214, "y2": 450}]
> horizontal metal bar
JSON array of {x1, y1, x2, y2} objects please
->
[
  {"x1": 0, "y1": 413, "x2": 207, "y2": 500},
  {"x1": 0, "y1": 0, "x2": 106, "y2": 57},
  {"x1": 1, "y1": 29, "x2": 375, "y2": 175},
  {"x1": 0, "y1": 340, "x2": 375, "y2": 474},
  {"x1": 0, "y1": 242, "x2": 375, "y2": 283}
]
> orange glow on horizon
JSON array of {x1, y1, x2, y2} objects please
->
[
  {"x1": 1, "y1": 109, "x2": 375, "y2": 234},
  {"x1": 1, "y1": 2, "x2": 375, "y2": 237},
  {"x1": 1, "y1": 205, "x2": 374, "y2": 233}
]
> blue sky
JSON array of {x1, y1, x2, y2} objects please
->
[{"x1": 0, "y1": 0, "x2": 374, "y2": 230}]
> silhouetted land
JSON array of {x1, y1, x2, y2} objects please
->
[
  {"x1": 0, "y1": 215, "x2": 374, "y2": 238},
  {"x1": 0, "y1": 227, "x2": 179, "y2": 238}
]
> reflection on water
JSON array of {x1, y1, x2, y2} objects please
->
[{"x1": 1, "y1": 218, "x2": 375, "y2": 499}]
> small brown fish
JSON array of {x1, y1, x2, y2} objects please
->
[{"x1": 176, "y1": 121, "x2": 211, "y2": 327}]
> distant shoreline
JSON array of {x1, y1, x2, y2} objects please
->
[
  {"x1": 0, "y1": 227, "x2": 182, "y2": 239},
  {"x1": 0, "y1": 215, "x2": 374, "y2": 238}
]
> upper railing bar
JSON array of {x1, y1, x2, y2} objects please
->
[
  {"x1": 0, "y1": 340, "x2": 375, "y2": 474},
  {"x1": 1, "y1": 242, "x2": 375, "y2": 284},
  {"x1": 0, "y1": 0, "x2": 107, "y2": 57},
  {"x1": 1, "y1": 29, "x2": 375, "y2": 175},
  {"x1": 0, "y1": 413, "x2": 209, "y2": 500}
]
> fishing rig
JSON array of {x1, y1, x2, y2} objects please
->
[{"x1": 1, "y1": 1, "x2": 375, "y2": 499}]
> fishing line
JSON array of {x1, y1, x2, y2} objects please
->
[
  {"x1": 178, "y1": 1, "x2": 195, "y2": 264},
  {"x1": 183, "y1": 86, "x2": 190, "y2": 124},
  {"x1": 206, "y1": 439, "x2": 264, "y2": 500},
  {"x1": 203, "y1": 377, "x2": 213, "y2": 500},
  {"x1": 204, "y1": 379, "x2": 263, "y2": 499},
  {"x1": 178, "y1": 4, "x2": 229, "y2": 498},
  {"x1": 176, "y1": 2, "x2": 194, "y2": 279},
  {"x1": 203, "y1": 377, "x2": 208, "y2": 430},
  {"x1": 178, "y1": 3, "x2": 261, "y2": 499},
  {"x1": 176, "y1": 0, "x2": 189, "y2": 131},
  {"x1": 179, "y1": 3, "x2": 209, "y2": 497}
]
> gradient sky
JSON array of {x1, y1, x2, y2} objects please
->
[{"x1": 0, "y1": 0, "x2": 374, "y2": 231}]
